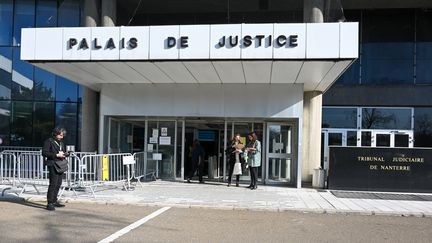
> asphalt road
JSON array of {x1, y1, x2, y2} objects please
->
[{"x1": 1, "y1": 200, "x2": 431, "y2": 243}]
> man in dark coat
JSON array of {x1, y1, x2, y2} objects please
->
[{"x1": 187, "y1": 139, "x2": 205, "y2": 183}]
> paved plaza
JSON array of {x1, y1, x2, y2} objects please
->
[{"x1": 2, "y1": 180, "x2": 432, "y2": 217}]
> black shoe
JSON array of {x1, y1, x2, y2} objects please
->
[
  {"x1": 236, "y1": 182, "x2": 239, "y2": 187},
  {"x1": 187, "y1": 178, "x2": 191, "y2": 183},
  {"x1": 246, "y1": 185, "x2": 253, "y2": 188},
  {"x1": 53, "y1": 202, "x2": 65, "y2": 208},
  {"x1": 227, "y1": 183, "x2": 231, "y2": 187},
  {"x1": 46, "y1": 204, "x2": 55, "y2": 211},
  {"x1": 199, "y1": 181, "x2": 204, "y2": 184}
]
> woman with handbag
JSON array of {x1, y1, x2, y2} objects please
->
[
  {"x1": 42, "y1": 127, "x2": 69, "y2": 211},
  {"x1": 246, "y1": 132, "x2": 261, "y2": 190},
  {"x1": 226, "y1": 134, "x2": 244, "y2": 187}
]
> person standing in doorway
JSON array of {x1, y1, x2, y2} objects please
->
[
  {"x1": 246, "y1": 132, "x2": 261, "y2": 190},
  {"x1": 226, "y1": 134, "x2": 244, "y2": 187},
  {"x1": 42, "y1": 127, "x2": 68, "y2": 211},
  {"x1": 187, "y1": 139, "x2": 206, "y2": 183}
]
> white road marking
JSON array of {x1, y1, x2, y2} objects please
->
[{"x1": 98, "y1": 207, "x2": 171, "y2": 243}]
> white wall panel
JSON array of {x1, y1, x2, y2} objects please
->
[
  {"x1": 120, "y1": 26, "x2": 149, "y2": 60},
  {"x1": 35, "y1": 28, "x2": 63, "y2": 60},
  {"x1": 241, "y1": 24, "x2": 273, "y2": 59},
  {"x1": 273, "y1": 24, "x2": 306, "y2": 59},
  {"x1": 340, "y1": 22, "x2": 359, "y2": 58},
  {"x1": 91, "y1": 27, "x2": 120, "y2": 60},
  {"x1": 149, "y1": 25, "x2": 179, "y2": 59},
  {"x1": 20, "y1": 29, "x2": 36, "y2": 60},
  {"x1": 180, "y1": 25, "x2": 210, "y2": 59},
  {"x1": 210, "y1": 24, "x2": 241, "y2": 59},
  {"x1": 306, "y1": 23, "x2": 339, "y2": 59},
  {"x1": 63, "y1": 27, "x2": 91, "y2": 60}
]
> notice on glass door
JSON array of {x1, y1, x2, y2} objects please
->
[
  {"x1": 152, "y1": 129, "x2": 159, "y2": 137},
  {"x1": 159, "y1": 136, "x2": 171, "y2": 145},
  {"x1": 161, "y1": 127, "x2": 168, "y2": 136},
  {"x1": 149, "y1": 137, "x2": 157, "y2": 144}
]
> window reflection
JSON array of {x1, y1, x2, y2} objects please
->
[
  {"x1": 0, "y1": 101, "x2": 11, "y2": 145},
  {"x1": 34, "y1": 67, "x2": 55, "y2": 101},
  {"x1": 414, "y1": 108, "x2": 432, "y2": 147},
  {"x1": 0, "y1": 0, "x2": 13, "y2": 45},
  {"x1": 12, "y1": 48, "x2": 34, "y2": 100},
  {"x1": 10, "y1": 101, "x2": 32, "y2": 146},
  {"x1": 56, "y1": 76, "x2": 77, "y2": 102},
  {"x1": 361, "y1": 108, "x2": 411, "y2": 130},
  {"x1": 13, "y1": 0, "x2": 35, "y2": 46},
  {"x1": 56, "y1": 102, "x2": 77, "y2": 146},
  {"x1": 0, "y1": 47, "x2": 12, "y2": 100},
  {"x1": 33, "y1": 102, "x2": 54, "y2": 146},
  {"x1": 416, "y1": 10, "x2": 432, "y2": 84},
  {"x1": 322, "y1": 108, "x2": 357, "y2": 129}
]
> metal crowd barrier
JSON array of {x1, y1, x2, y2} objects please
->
[
  {"x1": 0, "y1": 151, "x2": 17, "y2": 186},
  {"x1": 16, "y1": 151, "x2": 49, "y2": 196},
  {"x1": 133, "y1": 151, "x2": 157, "y2": 181}
]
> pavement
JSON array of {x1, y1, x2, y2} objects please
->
[{"x1": 2, "y1": 180, "x2": 432, "y2": 217}]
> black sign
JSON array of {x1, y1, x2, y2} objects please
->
[{"x1": 328, "y1": 147, "x2": 432, "y2": 193}]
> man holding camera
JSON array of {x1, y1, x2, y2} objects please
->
[{"x1": 42, "y1": 127, "x2": 69, "y2": 211}]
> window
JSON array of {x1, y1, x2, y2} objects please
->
[
  {"x1": 10, "y1": 101, "x2": 32, "y2": 146},
  {"x1": 335, "y1": 59, "x2": 360, "y2": 84},
  {"x1": 56, "y1": 76, "x2": 77, "y2": 102},
  {"x1": 0, "y1": 47, "x2": 12, "y2": 100},
  {"x1": 0, "y1": 0, "x2": 13, "y2": 45},
  {"x1": 361, "y1": 108, "x2": 411, "y2": 130},
  {"x1": 416, "y1": 10, "x2": 432, "y2": 84},
  {"x1": 13, "y1": 0, "x2": 35, "y2": 46},
  {"x1": 361, "y1": 10, "x2": 414, "y2": 84},
  {"x1": 36, "y1": 0, "x2": 57, "y2": 27},
  {"x1": 12, "y1": 47, "x2": 34, "y2": 100},
  {"x1": 0, "y1": 101, "x2": 10, "y2": 145},
  {"x1": 33, "y1": 101, "x2": 54, "y2": 146},
  {"x1": 322, "y1": 108, "x2": 357, "y2": 129},
  {"x1": 34, "y1": 67, "x2": 55, "y2": 101},
  {"x1": 56, "y1": 102, "x2": 77, "y2": 146},
  {"x1": 58, "y1": 0, "x2": 80, "y2": 27},
  {"x1": 414, "y1": 108, "x2": 432, "y2": 147}
]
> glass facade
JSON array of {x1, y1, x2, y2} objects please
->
[{"x1": 0, "y1": 0, "x2": 82, "y2": 147}]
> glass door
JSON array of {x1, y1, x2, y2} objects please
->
[
  {"x1": 371, "y1": 130, "x2": 413, "y2": 148},
  {"x1": 322, "y1": 129, "x2": 358, "y2": 171},
  {"x1": 266, "y1": 123, "x2": 294, "y2": 184}
]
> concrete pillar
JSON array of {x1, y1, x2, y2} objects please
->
[
  {"x1": 302, "y1": 1, "x2": 324, "y2": 182},
  {"x1": 102, "y1": 0, "x2": 116, "y2": 26},
  {"x1": 80, "y1": 0, "x2": 100, "y2": 152},
  {"x1": 303, "y1": 0, "x2": 324, "y2": 23},
  {"x1": 302, "y1": 91, "x2": 323, "y2": 182}
]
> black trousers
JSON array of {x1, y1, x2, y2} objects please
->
[
  {"x1": 228, "y1": 162, "x2": 240, "y2": 184},
  {"x1": 47, "y1": 165, "x2": 63, "y2": 204},
  {"x1": 188, "y1": 159, "x2": 203, "y2": 182},
  {"x1": 249, "y1": 166, "x2": 258, "y2": 188}
]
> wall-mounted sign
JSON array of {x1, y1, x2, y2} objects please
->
[
  {"x1": 328, "y1": 147, "x2": 432, "y2": 193},
  {"x1": 21, "y1": 23, "x2": 359, "y2": 61},
  {"x1": 161, "y1": 127, "x2": 168, "y2": 136}
]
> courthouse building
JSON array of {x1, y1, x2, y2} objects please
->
[{"x1": 1, "y1": 0, "x2": 431, "y2": 188}]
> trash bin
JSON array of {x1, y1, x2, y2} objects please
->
[{"x1": 312, "y1": 168, "x2": 325, "y2": 189}]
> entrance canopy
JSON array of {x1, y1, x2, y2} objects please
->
[{"x1": 20, "y1": 22, "x2": 358, "y2": 92}]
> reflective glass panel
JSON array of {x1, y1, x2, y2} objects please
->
[
  {"x1": 13, "y1": 0, "x2": 35, "y2": 46},
  {"x1": 33, "y1": 102, "x2": 54, "y2": 146},
  {"x1": 376, "y1": 134, "x2": 390, "y2": 147},
  {"x1": 416, "y1": 10, "x2": 432, "y2": 84},
  {"x1": 0, "y1": 0, "x2": 13, "y2": 45},
  {"x1": 56, "y1": 76, "x2": 77, "y2": 102},
  {"x1": 347, "y1": 131, "x2": 357, "y2": 146},
  {"x1": 322, "y1": 108, "x2": 357, "y2": 129},
  {"x1": 362, "y1": 108, "x2": 412, "y2": 130},
  {"x1": 0, "y1": 101, "x2": 11, "y2": 145},
  {"x1": 58, "y1": 0, "x2": 80, "y2": 27},
  {"x1": 361, "y1": 131, "x2": 371, "y2": 147},
  {"x1": 12, "y1": 47, "x2": 33, "y2": 100},
  {"x1": 395, "y1": 134, "x2": 409, "y2": 147},
  {"x1": 328, "y1": 133, "x2": 342, "y2": 146},
  {"x1": 36, "y1": 0, "x2": 57, "y2": 27},
  {"x1": 34, "y1": 67, "x2": 55, "y2": 101},
  {"x1": 10, "y1": 101, "x2": 32, "y2": 146},
  {"x1": 0, "y1": 47, "x2": 12, "y2": 100},
  {"x1": 335, "y1": 59, "x2": 360, "y2": 84},
  {"x1": 55, "y1": 102, "x2": 77, "y2": 146},
  {"x1": 414, "y1": 108, "x2": 432, "y2": 147},
  {"x1": 362, "y1": 10, "x2": 414, "y2": 84}
]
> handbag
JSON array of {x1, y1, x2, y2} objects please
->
[
  {"x1": 54, "y1": 159, "x2": 68, "y2": 173},
  {"x1": 233, "y1": 162, "x2": 242, "y2": 175}
]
